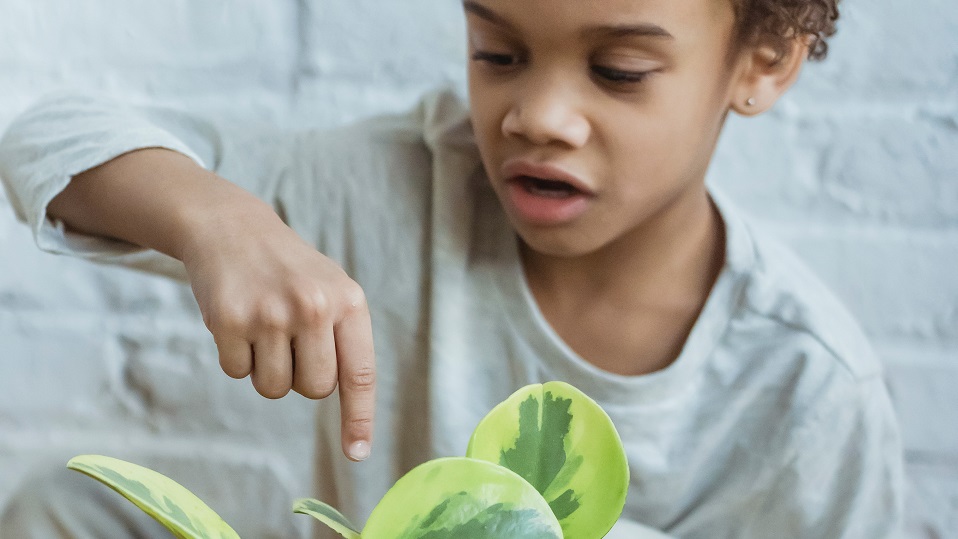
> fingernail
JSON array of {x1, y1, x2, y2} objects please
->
[{"x1": 348, "y1": 441, "x2": 371, "y2": 461}]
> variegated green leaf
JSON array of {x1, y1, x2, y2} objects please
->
[
  {"x1": 362, "y1": 457, "x2": 562, "y2": 539},
  {"x1": 466, "y1": 382, "x2": 629, "y2": 539},
  {"x1": 292, "y1": 498, "x2": 361, "y2": 539},
  {"x1": 67, "y1": 455, "x2": 239, "y2": 539}
]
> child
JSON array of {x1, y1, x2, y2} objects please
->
[{"x1": 0, "y1": 0, "x2": 903, "y2": 537}]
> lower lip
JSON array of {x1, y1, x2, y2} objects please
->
[{"x1": 506, "y1": 181, "x2": 592, "y2": 226}]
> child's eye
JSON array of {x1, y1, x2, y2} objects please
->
[
  {"x1": 591, "y1": 65, "x2": 652, "y2": 84},
  {"x1": 471, "y1": 51, "x2": 519, "y2": 67}
]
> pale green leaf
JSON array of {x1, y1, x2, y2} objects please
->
[
  {"x1": 67, "y1": 455, "x2": 239, "y2": 539},
  {"x1": 362, "y1": 457, "x2": 562, "y2": 539},
  {"x1": 292, "y1": 498, "x2": 361, "y2": 539},
  {"x1": 466, "y1": 382, "x2": 630, "y2": 539}
]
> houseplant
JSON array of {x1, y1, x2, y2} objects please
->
[{"x1": 68, "y1": 381, "x2": 629, "y2": 538}]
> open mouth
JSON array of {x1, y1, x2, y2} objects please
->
[
  {"x1": 500, "y1": 160, "x2": 596, "y2": 224},
  {"x1": 516, "y1": 175, "x2": 584, "y2": 199}
]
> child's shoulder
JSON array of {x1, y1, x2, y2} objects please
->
[
  {"x1": 417, "y1": 86, "x2": 476, "y2": 154},
  {"x1": 716, "y1": 192, "x2": 882, "y2": 384},
  {"x1": 310, "y1": 86, "x2": 475, "y2": 166}
]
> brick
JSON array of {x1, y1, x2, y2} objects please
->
[
  {"x1": 905, "y1": 460, "x2": 958, "y2": 539},
  {"x1": 0, "y1": 0, "x2": 297, "y2": 70},
  {"x1": 0, "y1": 454, "x2": 26, "y2": 512},
  {"x1": 0, "y1": 92, "x2": 44, "y2": 132},
  {"x1": 294, "y1": 0, "x2": 467, "y2": 124},
  {"x1": 712, "y1": 111, "x2": 958, "y2": 228},
  {"x1": 112, "y1": 327, "x2": 221, "y2": 430},
  {"x1": 0, "y1": 313, "x2": 319, "y2": 438},
  {"x1": 796, "y1": 113, "x2": 958, "y2": 227},
  {"x1": 289, "y1": 79, "x2": 468, "y2": 129},
  {"x1": 0, "y1": 0, "x2": 298, "y2": 99},
  {"x1": 0, "y1": 198, "x2": 12, "y2": 236},
  {"x1": 710, "y1": 111, "x2": 806, "y2": 219},
  {"x1": 0, "y1": 315, "x2": 115, "y2": 427},
  {"x1": 0, "y1": 221, "x2": 197, "y2": 315},
  {"x1": 774, "y1": 227, "x2": 958, "y2": 344},
  {"x1": 301, "y1": 0, "x2": 465, "y2": 85},
  {"x1": 114, "y1": 324, "x2": 315, "y2": 444},
  {"x1": 94, "y1": 273, "x2": 198, "y2": 317},
  {"x1": 788, "y1": 0, "x2": 958, "y2": 103},
  {"x1": 882, "y1": 349, "x2": 958, "y2": 456}
]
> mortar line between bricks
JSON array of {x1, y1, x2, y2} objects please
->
[
  {"x1": 879, "y1": 342, "x2": 958, "y2": 364},
  {"x1": 291, "y1": 0, "x2": 313, "y2": 101},
  {"x1": 884, "y1": 357, "x2": 958, "y2": 371},
  {"x1": 0, "y1": 428, "x2": 305, "y2": 463},
  {"x1": 778, "y1": 100, "x2": 958, "y2": 120},
  {"x1": 0, "y1": 310, "x2": 206, "y2": 329},
  {"x1": 0, "y1": 428, "x2": 311, "y2": 495},
  {"x1": 905, "y1": 450, "x2": 958, "y2": 470},
  {"x1": 758, "y1": 221, "x2": 958, "y2": 240}
]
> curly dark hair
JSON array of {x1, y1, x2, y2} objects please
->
[{"x1": 733, "y1": 0, "x2": 840, "y2": 62}]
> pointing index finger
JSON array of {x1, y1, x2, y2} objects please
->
[{"x1": 334, "y1": 298, "x2": 376, "y2": 462}]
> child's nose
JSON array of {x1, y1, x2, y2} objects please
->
[{"x1": 501, "y1": 82, "x2": 590, "y2": 149}]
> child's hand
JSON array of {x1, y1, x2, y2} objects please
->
[
  {"x1": 47, "y1": 148, "x2": 374, "y2": 461},
  {"x1": 180, "y1": 210, "x2": 375, "y2": 462}
]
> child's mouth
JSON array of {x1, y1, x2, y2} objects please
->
[
  {"x1": 506, "y1": 175, "x2": 593, "y2": 226},
  {"x1": 519, "y1": 175, "x2": 582, "y2": 198}
]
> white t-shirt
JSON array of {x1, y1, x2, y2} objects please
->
[{"x1": 0, "y1": 89, "x2": 904, "y2": 538}]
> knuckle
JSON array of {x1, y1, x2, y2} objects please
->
[
  {"x1": 340, "y1": 281, "x2": 368, "y2": 315},
  {"x1": 254, "y1": 301, "x2": 291, "y2": 331},
  {"x1": 208, "y1": 304, "x2": 248, "y2": 335},
  {"x1": 344, "y1": 367, "x2": 376, "y2": 392},
  {"x1": 201, "y1": 309, "x2": 213, "y2": 329},
  {"x1": 345, "y1": 414, "x2": 374, "y2": 432},
  {"x1": 295, "y1": 289, "x2": 331, "y2": 324},
  {"x1": 220, "y1": 356, "x2": 251, "y2": 379},
  {"x1": 298, "y1": 379, "x2": 337, "y2": 400},
  {"x1": 256, "y1": 380, "x2": 292, "y2": 400}
]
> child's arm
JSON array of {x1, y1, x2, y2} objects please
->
[{"x1": 0, "y1": 96, "x2": 376, "y2": 462}]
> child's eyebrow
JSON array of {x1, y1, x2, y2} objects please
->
[
  {"x1": 462, "y1": 1, "x2": 673, "y2": 41},
  {"x1": 463, "y1": 1, "x2": 516, "y2": 30},
  {"x1": 583, "y1": 23, "x2": 674, "y2": 41}
]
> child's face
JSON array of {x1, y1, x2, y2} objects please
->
[{"x1": 465, "y1": 0, "x2": 743, "y2": 258}]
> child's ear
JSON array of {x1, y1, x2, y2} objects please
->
[{"x1": 729, "y1": 37, "x2": 809, "y2": 116}]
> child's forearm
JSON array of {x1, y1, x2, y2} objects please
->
[{"x1": 48, "y1": 147, "x2": 281, "y2": 262}]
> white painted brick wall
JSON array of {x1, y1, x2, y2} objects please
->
[{"x1": 0, "y1": 0, "x2": 954, "y2": 537}]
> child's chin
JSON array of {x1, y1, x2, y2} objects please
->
[{"x1": 515, "y1": 227, "x2": 604, "y2": 260}]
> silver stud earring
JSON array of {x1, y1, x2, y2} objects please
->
[{"x1": 745, "y1": 97, "x2": 757, "y2": 107}]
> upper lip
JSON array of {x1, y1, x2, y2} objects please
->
[{"x1": 501, "y1": 159, "x2": 596, "y2": 196}]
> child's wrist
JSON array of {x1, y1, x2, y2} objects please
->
[{"x1": 173, "y1": 181, "x2": 284, "y2": 263}]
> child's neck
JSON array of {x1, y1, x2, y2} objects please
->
[{"x1": 521, "y1": 186, "x2": 726, "y2": 376}]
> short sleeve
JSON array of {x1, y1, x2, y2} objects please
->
[
  {"x1": 0, "y1": 95, "x2": 219, "y2": 278},
  {"x1": 740, "y1": 374, "x2": 905, "y2": 538},
  {"x1": 0, "y1": 91, "x2": 467, "y2": 283}
]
